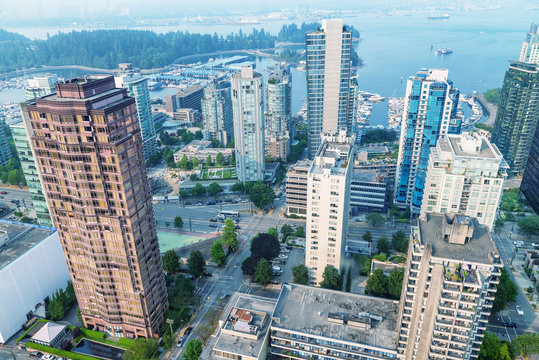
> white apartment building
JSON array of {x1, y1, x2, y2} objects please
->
[
  {"x1": 519, "y1": 23, "x2": 539, "y2": 64},
  {"x1": 420, "y1": 132, "x2": 508, "y2": 230},
  {"x1": 306, "y1": 130, "x2": 354, "y2": 285}
]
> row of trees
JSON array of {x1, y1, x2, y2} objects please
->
[
  {"x1": 360, "y1": 128, "x2": 397, "y2": 145},
  {"x1": 478, "y1": 332, "x2": 538, "y2": 360},
  {"x1": 180, "y1": 182, "x2": 223, "y2": 198},
  {"x1": 48, "y1": 281, "x2": 76, "y2": 321},
  {"x1": 231, "y1": 180, "x2": 276, "y2": 209},
  {"x1": 176, "y1": 152, "x2": 232, "y2": 170}
]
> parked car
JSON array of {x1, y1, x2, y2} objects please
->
[
  {"x1": 210, "y1": 218, "x2": 217, "y2": 222},
  {"x1": 206, "y1": 201, "x2": 215, "y2": 205},
  {"x1": 272, "y1": 265, "x2": 282, "y2": 272},
  {"x1": 177, "y1": 336, "x2": 186, "y2": 347},
  {"x1": 272, "y1": 270, "x2": 282, "y2": 276},
  {"x1": 220, "y1": 293, "x2": 231, "y2": 300},
  {"x1": 278, "y1": 259, "x2": 286, "y2": 264},
  {"x1": 11, "y1": 199, "x2": 19, "y2": 204},
  {"x1": 41, "y1": 355, "x2": 56, "y2": 360},
  {"x1": 209, "y1": 224, "x2": 217, "y2": 228},
  {"x1": 235, "y1": 225, "x2": 241, "y2": 230},
  {"x1": 29, "y1": 352, "x2": 42, "y2": 357},
  {"x1": 285, "y1": 245, "x2": 293, "y2": 251},
  {"x1": 516, "y1": 305, "x2": 524, "y2": 315},
  {"x1": 186, "y1": 275, "x2": 195, "y2": 280},
  {"x1": 279, "y1": 254, "x2": 288, "y2": 259},
  {"x1": 184, "y1": 326, "x2": 193, "y2": 336},
  {"x1": 184, "y1": 201, "x2": 192, "y2": 205},
  {"x1": 502, "y1": 321, "x2": 517, "y2": 328},
  {"x1": 280, "y1": 248, "x2": 291, "y2": 253},
  {"x1": 196, "y1": 202, "x2": 203, "y2": 206}
]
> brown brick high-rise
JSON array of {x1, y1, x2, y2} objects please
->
[{"x1": 22, "y1": 75, "x2": 168, "y2": 338}]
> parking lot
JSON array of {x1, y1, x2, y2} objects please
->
[{"x1": 272, "y1": 246, "x2": 305, "y2": 284}]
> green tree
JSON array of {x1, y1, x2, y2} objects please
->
[
  {"x1": 377, "y1": 236, "x2": 391, "y2": 253},
  {"x1": 162, "y1": 250, "x2": 180, "y2": 274},
  {"x1": 292, "y1": 264, "x2": 309, "y2": 285},
  {"x1": 517, "y1": 216, "x2": 539, "y2": 238},
  {"x1": 362, "y1": 230, "x2": 373, "y2": 243},
  {"x1": 478, "y1": 332, "x2": 505, "y2": 360},
  {"x1": 268, "y1": 227, "x2": 279, "y2": 241},
  {"x1": 205, "y1": 155, "x2": 213, "y2": 167},
  {"x1": 249, "y1": 181, "x2": 275, "y2": 208},
  {"x1": 187, "y1": 250, "x2": 205, "y2": 277},
  {"x1": 512, "y1": 333, "x2": 539, "y2": 358},
  {"x1": 192, "y1": 156, "x2": 199, "y2": 168},
  {"x1": 211, "y1": 240, "x2": 226, "y2": 266},
  {"x1": 250, "y1": 233, "x2": 280, "y2": 260},
  {"x1": 124, "y1": 338, "x2": 158, "y2": 360},
  {"x1": 483, "y1": 88, "x2": 501, "y2": 106},
  {"x1": 231, "y1": 181, "x2": 244, "y2": 193},
  {"x1": 207, "y1": 182, "x2": 223, "y2": 196},
  {"x1": 294, "y1": 226, "x2": 305, "y2": 238},
  {"x1": 320, "y1": 265, "x2": 343, "y2": 290},
  {"x1": 221, "y1": 218, "x2": 238, "y2": 250},
  {"x1": 366, "y1": 212, "x2": 385, "y2": 227},
  {"x1": 49, "y1": 291, "x2": 65, "y2": 321},
  {"x1": 191, "y1": 183, "x2": 206, "y2": 196},
  {"x1": 492, "y1": 268, "x2": 518, "y2": 313},
  {"x1": 178, "y1": 154, "x2": 189, "y2": 169},
  {"x1": 215, "y1": 152, "x2": 225, "y2": 166},
  {"x1": 179, "y1": 189, "x2": 190, "y2": 199},
  {"x1": 387, "y1": 268, "x2": 404, "y2": 300},
  {"x1": 391, "y1": 230, "x2": 409, "y2": 253},
  {"x1": 366, "y1": 269, "x2": 388, "y2": 297},
  {"x1": 280, "y1": 224, "x2": 294, "y2": 238},
  {"x1": 182, "y1": 338, "x2": 202, "y2": 360},
  {"x1": 174, "y1": 216, "x2": 184, "y2": 229},
  {"x1": 229, "y1": 153, "x2": 235, "y2": 164},
  {"x1": 254, "y1": 258, "x2": 272, "y2": 285}
]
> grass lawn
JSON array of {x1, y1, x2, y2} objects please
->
[
  {"x1": 157, "y1": 231, "x2": 204, "y2": 252},
  {"x1": 198, "y1": 167, "x2": 238, "y2": 180}
]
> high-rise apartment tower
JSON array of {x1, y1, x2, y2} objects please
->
[
  {"x1": 232, "y1": 66, "x2": 265, "y2": 183},
  {"x1": 397, "y1": 213, "x2": 502, "y2": 360},
  {"x1": 23, "y1": 75, "x2": 168, "y2": 338},
  {"x1": 395, "y1": 68, "x2": 461, "y2": 211},
  {"x1": 305, "y1": 19, "x2": 352, "y2": 158},
  {"x1": 420, "y1": 133, "x2": 507, "y2": 230},
  {"x1": 305, "y1": 130, "x2": 354, "y2": 284},
  {"x1": 519, "y1": 23, "x2": 539, "y2": 64},
  {"x1": 201, "y1": 80, "x2": 233, "y2": 146},
  {"x1": 491, "y1": 61, "x2": 539, "y2": 175}
]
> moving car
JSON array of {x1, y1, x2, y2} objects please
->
[
  {"x1": 516, "y1": 305, "x2": 524, "y2": 315},
  {"x1": 502, "y1": 321, "x2": 517, "y2": 328},
  {"x1": 184, "y1": 327, "x2": 193, "y2": 336}
]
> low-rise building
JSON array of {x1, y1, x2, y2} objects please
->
[
  {"x1": 265, "y1": 134, "x2": 290, "y2": 161},
  {"x1": 0, "y1": 221, "x2": 69, "y2": 343},
  {"x1": 355, "y1": 158, "x2": 397, "y2": 186},
  {"x1": 350, "y1": 168, "x2": 388, "y2": 212},
  {"x1": 173, "y1": 140, "x2": 233, "y2": 163},
  {"x1": 285, "y1": 159, "x2": 311, "y2": 217},
  {"x1": 270, "y1": 283, "x2": 402, "y2": 360},
  {"x1": 202, "y1": 293, "x2": 277, "y2": 360},
  {"x1": 397, "y1": 213, "x2": 502, "y2": 360},
  {"x1": 172, "y1": 108, "x2": 201, "y2": 123}
]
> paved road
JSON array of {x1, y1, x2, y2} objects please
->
[
  {"x1": 0, "y1": 187, "x2": 33, "y2": 216},
  {"x1": 489, "y1": 231, "x2": 539, "y2": 338},
  {"x1": 168, "y1": 198, "x2": 292, "y2": 359},
  {"x1": 0, "y1": 346, "x2": 33, "y2": 360}
]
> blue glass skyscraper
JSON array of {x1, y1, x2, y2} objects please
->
[{"x1": 395, "y1": 68, "x2": 461, "y2": 211}]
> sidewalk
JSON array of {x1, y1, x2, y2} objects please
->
[{"x1": 510, "y1": 257, "x2": 539, "y2": 313}]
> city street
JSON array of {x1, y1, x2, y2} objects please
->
[
  {"x1": 167, "y1": 197, "x2": 295, "y2": 359},
  {"x1": 0, "y1": 187, "x2": 33, "y2": 216},
  {"x1": 488, "y1": 230, "x2": 539, "y2": 339}
]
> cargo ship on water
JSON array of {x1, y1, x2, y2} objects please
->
[{"x1": 428, "y1": 13, "x2": 450, "y2": 20}]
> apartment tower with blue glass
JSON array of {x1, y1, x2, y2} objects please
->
[
  {"x1": 115, "y1": 65, "x2": 157, "y2": 161},
  {"x1": 395, "y1": 68, "x2": 461, "y2": 212},
  {"x1": 232, "y1": 65, "x2": 265, "y2": 183},
  {"x1": 305, "y1": 19, "x2": 352, "y2": 158}
]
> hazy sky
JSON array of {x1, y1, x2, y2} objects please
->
[{"x1": 1, "y1": 0, "x2": 536, "y2": 24}]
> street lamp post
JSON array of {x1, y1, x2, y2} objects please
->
[{"x1": 166, "y1": 318, "x2": 174, "y2": 335}]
